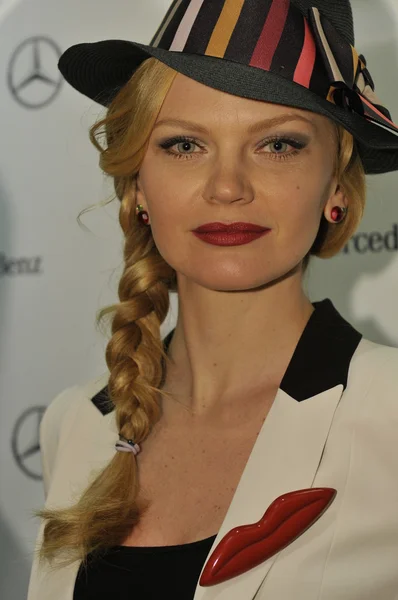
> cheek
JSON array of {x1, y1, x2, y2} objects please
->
[
  {"x1": 139, "y1": 173, "x2": 193, "y2": 261},
  {"x1": 267, "y1": 176, "x2": 329, "y2": 252},
  {"x1": 272, "y1": 171, "x2": 329, "y2": 221},
  {"x1": 139, "y1": 157, "x2": 201, "y2": 228}
]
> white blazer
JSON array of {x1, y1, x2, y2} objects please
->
[{"x1": 27, "y1": 299, "x2": 398, "y2": 600}]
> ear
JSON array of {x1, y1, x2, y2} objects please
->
[
  {"x1": 323, "y1": 183, "x2": 348, "y2": 224},
  {"x1": 134, "y1": 173, "x2": 147, "y2": 211}
]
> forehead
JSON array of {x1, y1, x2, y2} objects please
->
[{"x1": 157, "y1": 72, "x2": 332, "y2": 133}]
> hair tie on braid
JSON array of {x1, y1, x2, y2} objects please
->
[{"x1": 115, "y1": 434, "x2": 141, "y2": 456}]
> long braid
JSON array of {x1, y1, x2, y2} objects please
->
[{"x1": 35, "y1": 58, "x2": 179, "y2": 568}]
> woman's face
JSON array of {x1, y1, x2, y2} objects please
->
[{"x1": 135, "y1": 73, "x2": 346, "y2": 291}]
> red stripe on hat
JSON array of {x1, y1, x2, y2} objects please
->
[
  {"x1": 361, "y1": 94, "x2": 398, "y2": 127},
  {"x1": 293, "y1": 17, "x2": 316, "y2": 88},
  {"x1": 361, "y1": 94, "x2": 398, "y2": 132},
  {"x1": 249, "y1": 0, "x2": 290, "y2": 71}
]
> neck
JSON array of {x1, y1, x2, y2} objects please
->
[{"x1": 162, "y1": 268, "x2": 314, "y2": 422}]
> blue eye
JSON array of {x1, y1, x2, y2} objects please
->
[
  {"x1": 259, "y1": 137, "x2": 306, "y2": 160},
  {"x1": 159, "y1": 136, "x2": 202, "y2": 159}
]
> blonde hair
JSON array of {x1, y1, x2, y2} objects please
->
[
  {"x1": 35, "y1": 57, "x2": 366, "y2": 568},
  {"x1": 307, "y1": 121, "x2": 366, "y2": 261}
]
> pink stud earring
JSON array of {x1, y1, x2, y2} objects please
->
[
  {"x1": 330, "y1": 206, "x2": 347, "y2": 223},
  {"x1": 136, "y1": 204, "x2": 150, "y2": 225}
]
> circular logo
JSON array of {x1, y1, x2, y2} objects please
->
[
  {"x1": 11, "y1": 406, "x2": 46, "y2": 480},
  {"x1": 7, "y1": 36, "x2": 63, "y2": 109}
]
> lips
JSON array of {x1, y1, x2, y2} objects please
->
[
  {"x1": 193, "y1": 222, "x2": 268, "y2": 233},
  {"x1": 199, "y1": 487, "x2": 337, "y2": 587}
]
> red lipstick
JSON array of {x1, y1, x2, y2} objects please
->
[
  {"x1": 193, "y1": 222, "x2": 268, "y2": 232},
  {"x1": 192, "y1": 222, "x2": 270, "y2": 246}
]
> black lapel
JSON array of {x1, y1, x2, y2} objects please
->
[{"x1": 280, "y1": 298, "x2": 362, "y2": 401}]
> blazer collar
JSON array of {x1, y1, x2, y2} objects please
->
[
  {"x1": 280, "y1": 297, "x2": 361, "y2": 400},
  {"x1": 91, "y1": 298, "x2": 362, "y2": 414}
]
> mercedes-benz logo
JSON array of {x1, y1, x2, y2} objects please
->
[
  {"x1": 7, "y1": 36, "x2": 63, "y2": 109},
  {"x1": 11, "y1": 406, "x2": 46, "y2": 480}
]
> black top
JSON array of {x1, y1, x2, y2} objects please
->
[{"x1": 73, "y1": 534, "x2": 217, "y2": 600}]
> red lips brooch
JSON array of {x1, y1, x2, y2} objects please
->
[{"x1": 200, "y1": 487, "x2": 337, "y2": 586}]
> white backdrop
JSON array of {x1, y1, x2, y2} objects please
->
[{"x1": 0, "y1": 1, "x2": 397, "y2": 598}]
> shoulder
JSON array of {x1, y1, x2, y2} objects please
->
[
  {"x1": 348, "y1": 337, "x2": 398, "y2": 410},
  {"x1": 40, "y1": 372, "x2": 109, "y2": 495},
  {"x1": 351, "y1": 337, "x2": 398, "y2": 377},
  {"x1": 40, "y1": 372, "x2": 110, "y2": 440}
]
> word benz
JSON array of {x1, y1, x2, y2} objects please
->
[{"x1": 0, "y1": 253, "x2": 42, "y2": 276}]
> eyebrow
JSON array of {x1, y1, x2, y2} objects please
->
[{"x1": 153, "y1": 114, "x2": 317, "y2": 134}]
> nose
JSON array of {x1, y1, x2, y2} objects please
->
[{"x1": 202, "y1": 157, "x2": 255, "y2": 206}]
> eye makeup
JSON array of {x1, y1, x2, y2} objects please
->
[{"x1": 157, "y1": 133, "x2": 309, "y2": 162}]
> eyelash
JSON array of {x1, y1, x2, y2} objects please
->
[{"x1": 158, "y1": 135, "x2": 306, "y2": 161}]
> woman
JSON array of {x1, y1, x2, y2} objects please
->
[{"x1": 28, "y1": 0, "x2": 398, "y2": 599}]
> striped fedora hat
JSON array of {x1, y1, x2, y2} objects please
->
[{"x1": 58, "y1": 0, "x2": 398, "y2": 174}]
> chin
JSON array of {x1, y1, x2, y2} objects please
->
[{"x1": 176, "y1": 269, "x2": 284, "y2": 293}]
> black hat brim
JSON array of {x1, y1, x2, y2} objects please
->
[{"x1": 58, "y1": 39, "x2": 398, "y2": 175}]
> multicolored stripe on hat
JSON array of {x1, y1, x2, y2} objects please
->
[{"x1": 150, "y1": 0, "x2": 398, "y2": 135}]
